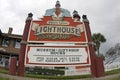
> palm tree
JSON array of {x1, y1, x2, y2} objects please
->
[{"x1": 92, "y1": 33, "x2": 106, "y2": 56}]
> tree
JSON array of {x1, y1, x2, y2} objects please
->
[{"x1": 92, "y1": 33, "x2": 106, "y2": 56}]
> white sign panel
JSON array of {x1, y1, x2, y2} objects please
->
[{"x1": 25, "y1": 46, "x2": 90, "y2": 66}]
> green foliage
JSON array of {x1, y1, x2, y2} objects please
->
[
  {"x1": 92, "y1": 33, "x2": 106, "y2": 55},
  {"x1": 93, "y1": 33, "x2": 106, "y2": 43},
  {"x1": 25, "y1": 67, "x2": 91, "y2": 79},
  {"x1": 25, "y1": 67, "x2": 64, "y2": 76},
  {"x1": 106, "y1": 47, "x2": 116, "y2": 56},
  {"x1": 106, "y1": 43, "x2": 120, "y2": 57}
]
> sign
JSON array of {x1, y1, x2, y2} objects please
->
[
  {"x1": 34, "y1": 25, "x2": 81, "y2": 39},
  {"x1": 27, "y1": 16, "x2": 88, "y2": 43},
  {"x1": 47, "y1": 21, "x2": 70, "y2": 25},
  {"x1": 25, "y1": 45, "x2": 90, "y2": 66}
]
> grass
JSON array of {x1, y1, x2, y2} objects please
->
[
  {"x1": 111, "y1": 76, "x2": 120, "y2": 80},
  {"x1": 25, "y1": 74, "x2": 91, "y2": 79},
  {"x1": 0, "y1": 77, "x2": 4, "y2": 80},
  {"x1": 0, "y1": 68, "x2": 120, "y2": 79},
  {"x1": 105, "y1": 69, "x2": 120, "y2": 76},
  {"x1": 0, "y1": 77, "x2": 10, "y2": 80},
  {"x1": 0, "y1": 68, "x2": 9, "y2": 80},
  {"x1": 0, "y1": 68, "x2": 9, "y2": 74}
]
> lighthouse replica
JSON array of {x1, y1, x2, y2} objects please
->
[{"x1": 17, "y1": 0, "x2": 104, "y2": 78}]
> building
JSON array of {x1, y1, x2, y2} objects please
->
[{"x1": 0, "y1": 28, "x2": 22, "y2": 68}]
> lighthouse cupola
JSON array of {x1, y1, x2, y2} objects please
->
[{"x1": 73, "y1": 10, "x2": 81, "y2": 21}]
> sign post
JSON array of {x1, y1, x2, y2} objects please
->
[{"x1": 18, "y1": 13, "x2": 33, "y2": 76}]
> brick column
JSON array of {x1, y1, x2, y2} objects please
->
[
  {"x1": 9, "y1": 57, "x2": 17, "y2": 75},
  {"x1": 82, "y1": 15, "x2": 97, "y2": 77},
  {"x1": 95, "y1": 56, "x2": 105, "y2": 77},
  {"x1": 18, "y1": 13, "x2": 33, "y2": 76}
]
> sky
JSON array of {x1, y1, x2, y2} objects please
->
[{"x1": 0, "y1": 0, "x2": 120, "y2": 54}]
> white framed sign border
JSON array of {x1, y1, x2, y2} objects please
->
[
  {"x1": 27, "y1": 20, "x2": 88, "y2": 43},
  {"x1": 25, "y1": 44, "x2": 91, "y2": 67}
]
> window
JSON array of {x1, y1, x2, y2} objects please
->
[
  {"x1": 2, "y1": 38, "x2": 10, "y2": 47},
  {"x1": 0, "y1": 56, "x2": 3, "y2": 65},
  {"x1": 15, "y1": 39, "x2": 21, "y2": 48},
  {"x1": 0, "y1": 56, "x2": 2, "y2": 61}
]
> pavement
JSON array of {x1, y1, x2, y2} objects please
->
[{"x1": 0, "y1": 73, "x2": 120, "y2": 80}]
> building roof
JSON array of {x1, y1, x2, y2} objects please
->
[
  {"x1": 1, "y1": 33, "x2": 22, "y2": 39},
  {"x1": 0, "y1": 29, "x2": 2, "y2": 35},
  {"x1": 0, "y1": 48, "x2": 20, "y2": 55},
  {"x1": 0, "y1": 27, "x2": 22, "y2": 39},
  {"x1": 0, "y1": 28, "x2": 22, "y2": 56}
]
